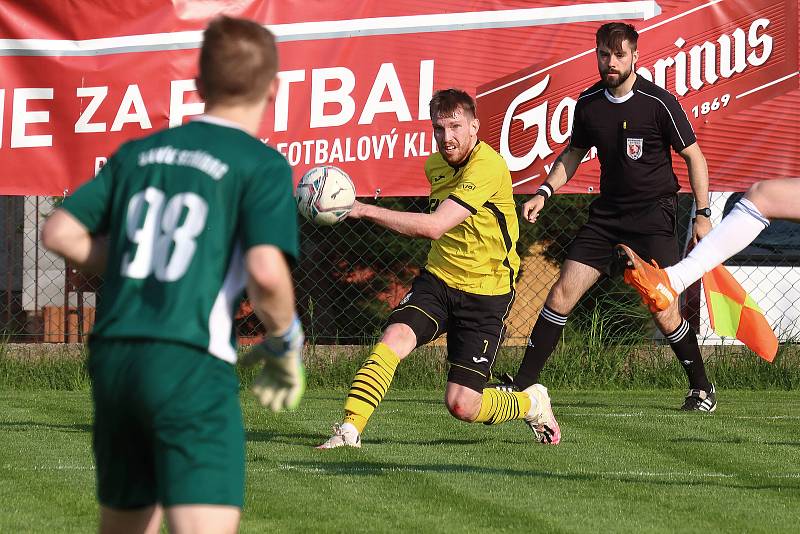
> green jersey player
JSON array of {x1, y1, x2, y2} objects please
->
[{"x1": 41, "y1": 17, "x2": 303, "y2": 534}]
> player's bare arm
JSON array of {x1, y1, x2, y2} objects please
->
[
  {"x1": 40, "y1": 208, "x2": 108, "y2": 274},
  {"x1": 243, "y1": 244, "x2": 305, "y2": 412},
  {"x1": 522, "y1": 144, "x2": 590, "y2": 223},
  {"x1": 348, "y1": 197, "x2": 471, "y2": 240},
  {"x1": 679, "y1": 142, "x2": 711, "y2": 243},
  {"x1": 245, "y1": 245, "x2": 297, "y2": 336}
]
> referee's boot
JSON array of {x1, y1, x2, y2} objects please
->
[
  {"x1": 616, "y1": 244, "x2": 678, "y2": 312},
  {"x1": 681, "y1": 384, "x2": 717, "y2": 412}
]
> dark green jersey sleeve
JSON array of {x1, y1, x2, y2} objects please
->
[
  {"x1": 61, "y1": 152, "x2": 117, "y2": 234},
  {"x1": 239, "y1": 156, "x2": 298, "y2": 260}
]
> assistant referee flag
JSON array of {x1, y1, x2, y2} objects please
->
[{"x1": 702, "y1": 265, "x2": 778, "y2": 362}]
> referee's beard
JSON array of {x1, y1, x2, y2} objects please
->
[{"x1": 601, "y1": 66, "x2": 632, "y2": 88}]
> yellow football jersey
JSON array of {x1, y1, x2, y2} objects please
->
[{"x1": 424, "y1": 141, "x2": 520, "y2": 295}]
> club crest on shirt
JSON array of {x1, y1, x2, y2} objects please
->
[{"x1": 626, "y1": 138, "x2": 643, "y2": 160}]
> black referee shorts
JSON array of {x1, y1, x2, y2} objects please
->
[
  {"x1": 387, "y1": 270, "x2": 514, "y2": 392},
  {"x1": 567, "y1": 195, "x2": 680, "y2": 277}
]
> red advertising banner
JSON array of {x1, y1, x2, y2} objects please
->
[
  {"x1": 0, "y1": 0, "x2": 797, "y2": 196},
  {"x1": 478, "y1": 0, "x2": 799, "y2": 193}
]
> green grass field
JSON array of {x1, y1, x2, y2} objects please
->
[{"x1": 2, "y1": 388, "x2": 800, "y2": 533}]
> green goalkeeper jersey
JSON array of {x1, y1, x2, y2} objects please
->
[{"x1": 62, "y1": 115, "x2": 298, "y2": 363}]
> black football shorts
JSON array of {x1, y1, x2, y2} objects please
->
[
  {"x1": 387, "y1": 270, "x2": 514, "y2": 392},
  {"x1": 567, "y1": 195, "x2": 681, "y2": 277}
]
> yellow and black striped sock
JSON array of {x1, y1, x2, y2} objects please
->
[
  {"x1": 475, "y1": 388, "x2": 532, "y2": 425},
  {"x1": 343, "y1": 342, "x2": 401, "y2": 433}
]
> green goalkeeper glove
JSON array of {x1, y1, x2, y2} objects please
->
[{"x1": 240, "y1": 316, "x2": 306, "y2": 412}]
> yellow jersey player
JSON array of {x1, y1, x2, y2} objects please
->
[{"x1": 318, "y1": 88, "x2": 560, "y2": 449}]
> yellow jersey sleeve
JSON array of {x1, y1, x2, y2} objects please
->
[{"x1": 447, "y1": 155, "x2": 503, "y2": 214}]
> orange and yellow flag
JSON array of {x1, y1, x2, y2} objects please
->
[{"x1": 702, "y1": 265, "x2": 778, "y2": 362}]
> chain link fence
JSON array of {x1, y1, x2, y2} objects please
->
[{"x1": 2, "y1": 193, "x2": 799, "y2": 345}]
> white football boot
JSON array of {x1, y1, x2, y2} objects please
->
[
  {"x1": 316, "y1": 423, "x2": 362, "y2": 449},
  {"x1": 523, "y1": 384, "x2": 561, "y2": 445}
]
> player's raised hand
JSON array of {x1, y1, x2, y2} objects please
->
[
  {"x1": 240, "y1": 316, "x2": 306, "y2": 411},
  {"x1": 522, "y1": 195, "x2": 546, "y2": 224}
]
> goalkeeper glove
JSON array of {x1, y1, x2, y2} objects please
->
[{"x1": 240, "y1": 316, "x2": 306, "y2": 412}]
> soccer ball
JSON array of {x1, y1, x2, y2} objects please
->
[{"x1": 295, "y1": 166, "x2": 356, "y2": 226}]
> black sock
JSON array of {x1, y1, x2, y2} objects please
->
[
  {"x1": 666, "y1": 320, "x2": 712, "y2": 391},
  {"x1": 515, "y1": 306, "x2": 568, "y2": 390}
]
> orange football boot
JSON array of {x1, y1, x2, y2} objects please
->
[{"x1": 616, "y1": 244, "x2": 678, "y2": 312}]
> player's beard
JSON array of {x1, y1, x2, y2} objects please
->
[
  {"x1": 601, "y1": 65, "x2": 632, "y2": 88},
  {"x1": 438, "y1": 141, "x2": 469, "y2": 165}
]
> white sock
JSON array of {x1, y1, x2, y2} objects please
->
[
  {"x1": 665, "y1": 198, "x2": 769, "y2": 292},
  {"x1": 525, "y1": 391, "x2": 540, "y2": 417},
  {"x1": 341, "y1": 422, "x2": 359, "y2": 435}
]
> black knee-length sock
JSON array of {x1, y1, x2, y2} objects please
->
[{"x1": 515, "y1": 306, "x2": 568, "y2": 390}]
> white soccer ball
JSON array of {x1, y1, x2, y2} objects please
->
[{"x1": 295, "y1": 165, "x2": 356, "y2": 226}]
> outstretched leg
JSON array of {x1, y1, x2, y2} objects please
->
[
  {"x1": 617, "y1": 178, "x2": 800, "y2": 308},
  {"x1": 444, "y1": 380, "x2": 560, "y2": 445},
  {"x1": 317, "y1": 324, "x2": 411, "y2": 449}
]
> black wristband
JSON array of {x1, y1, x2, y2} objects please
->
[{"x1": 536, "y1": 183, "x2": 554, "y2": 199}]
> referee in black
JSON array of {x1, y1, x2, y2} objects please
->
[{"x1": 512, "y1": 22, "x2": 717, "y2": 412}]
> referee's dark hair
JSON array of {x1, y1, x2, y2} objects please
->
[
  {"x1": 429, "y1": 89, "x2": 477, "y2": 120},
  {"x1": 596, "y1": 22, "x2": 638, "y2": 52}
]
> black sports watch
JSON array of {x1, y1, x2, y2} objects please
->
[{"x1": 694, "y1": 207, "x2": 712, "y2": 218}]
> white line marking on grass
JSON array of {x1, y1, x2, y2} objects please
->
[
  {"x1": 277, "y1": 464, "x2": 327, "y2": 474},
  {"x1": 561, "y1": 412, "x2": 645, "y2": 417},
  {"x1": 591, "y1": 470, "x2": 736, "y2": 479},
  {"x1": 268, "y1": 464, "x2": 800, "y2": 480},
  {"x1": 277, "y1": 463, "x2": 431, "y2": 474},
  {"x1": 578, "y1": 470, "x2": 800, "y2": 480},
  {"x1": 561, "y1": 413, "x2": 800, "y2": 420},
  {"x1": 2, "y1": 464, "x2": 95, "y2": 470},
  {"x1": 6, "y1": 463, "x2": 800, "y2": 481}
]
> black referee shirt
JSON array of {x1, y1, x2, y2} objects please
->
[{"x1": 570, "y1": 75, "x2": 696, "y2": 204}]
